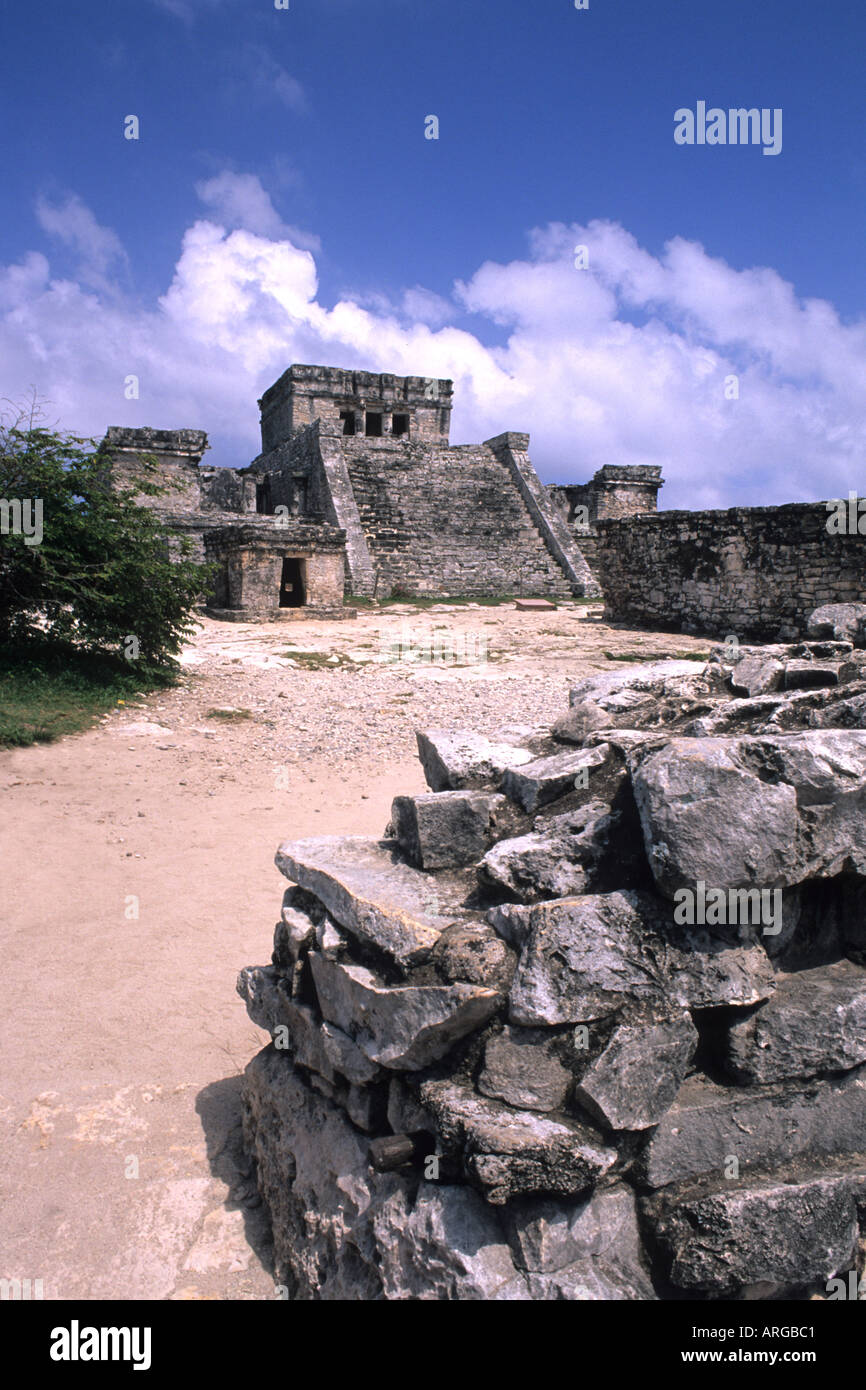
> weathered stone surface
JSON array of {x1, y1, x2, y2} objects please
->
[
  {"x1": 552, "y1": 702, "x2": 610, "y2": 745},
  {"x1": 569, "y1": 661, "x2": 710, "y2": 710},
  {"x1": 478, "y1": 1027, "x2": 572, "y2": 1113},
  {"x1": 237, "y1": 965, "x2": 380, "y2": 1085},
  {"x1": 810, "y1": 691, "x2": 866, "y2": 729},
  {"x1": 373, "y1": 1184, "x2": 531, "y2": 1300},
  {"x1": 807, "y1": 603, "x2": 866, "y2": 647},
  {"x1": 502, "y1": 1186, "x2": 656, "y2": 1299},
  {"x1": 643, "y1": 1170, "x2": 859, "y2": 1293},
  {"x1": 632, "y1": 731, "x2": 866, "y2": 898},
  {"x1": 391, "y1": 790, "x2": 504, "y2": 870},
  {"x1": 504, "y1": 892, "x2": 775, "y2": 1027},
  {"x1": 275, "y1": 835, "x2": 468, "y2": 969},
  {"x1": 416, "y1": 729, "x2": 533, "y2": 792},
  {"x1": 274, "y1": 887, "x2": 317, "y2": 964},
  {"x1": 430, "y1": 921, "x2": 516, "y2": 991},
  {"x1": 309, "y1": 953, "x2": 501, "y2": 1071},
  {"x1": 724, "y1": 960, "x2": 866, "y2": 1083},
  {"x1": 574, "y1": 1011, "x2": 698, "y2": 1131},
  {"x1": 479, "y1": 798, "x2": 646, "y2": 904},
  {"x1": 635, "y1": 1067, "x2": 866, "y2": 1189},
  {"x1": 419, "y1": 1080, "x2": 617, "y2": 1205},
  {"x1": 242, "y1": 1049, "x2": 530, "y2": 1299},
  {"x1": 729, "y1": 653, "x2": 785, "y2": 698},
  {"x1": 502, "y1": 744, "x2": 610, "y2": 812}
]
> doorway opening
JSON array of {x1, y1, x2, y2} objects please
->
[{"x1": 279, "y1": 557, "x2": 306, "y2": 608}]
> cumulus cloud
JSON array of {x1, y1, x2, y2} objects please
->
[{"x1": 2, "y1": 191, "x2": 864, "y2": 508}]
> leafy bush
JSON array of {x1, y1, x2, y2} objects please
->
[{"x1": 0, "y1": 401, "x2": 210, "y2": 669}]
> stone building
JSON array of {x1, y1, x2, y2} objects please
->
[{"x1": 100, "y1": 365, "x2": 665, "y2": 616}]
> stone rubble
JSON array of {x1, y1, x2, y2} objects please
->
[{"x1": 238, "y1": 610, "x2": 866, "y2": 1300}]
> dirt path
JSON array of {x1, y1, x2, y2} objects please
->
[{"x1": 0, "y1": 604, "x2": 709, "y2": 1300}]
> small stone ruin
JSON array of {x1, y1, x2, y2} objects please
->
[{"x1": 237, "y1": 602, "x2": 866, "y2": 1300}]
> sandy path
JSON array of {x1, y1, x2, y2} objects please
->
[{"x1": 0, "y1": 605, "x2": 708, "y2": 1300}]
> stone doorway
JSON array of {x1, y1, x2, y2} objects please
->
[{"x1": 279, "y1": 557, "x2": 306, "y2": 608}]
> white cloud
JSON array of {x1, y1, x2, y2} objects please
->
[
  {"x1": 2, "y1": 191, "x2": 865, "y2": 509},
  {"x1": 195, "y1": 172, "x2": 320, "y2": 251},
  {"x1": 35, "y1": 194, "x2": 128, "y2": 291}
]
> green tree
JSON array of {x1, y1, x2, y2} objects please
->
[{"x1": 0, "y1": 400, "x2": 210, "y2": 669}]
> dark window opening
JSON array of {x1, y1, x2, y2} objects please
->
[
  {"x1": 365, "y1": 412, "x2": 383, "y2": 437},
  {"x1": 339, "y1": 411, "x2": 356, "y2": 436},
  {"x1": 279, "y1": 557, "x2": 306, "y2": 608},
  {"x1": 256, "y1": 479, "x2": 271, "y2": 514},
  {"x1": 392, "y1": 414, "x2": 410, "y2": 437}
]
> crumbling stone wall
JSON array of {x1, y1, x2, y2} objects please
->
[
  {"x1": 595, "y1": 503, "x2": 866, "y2": 640},
  {"x1": 237, "y1": 611, "x2": 866, "y2": 1300}
]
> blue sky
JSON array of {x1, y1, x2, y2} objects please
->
[{"x1": 1, "y1": 0, "x2": 864, "y2": 507}]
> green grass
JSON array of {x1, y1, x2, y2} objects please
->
[
  {"x1": 205, "y1": 706, "x2": 253, "y2": 721},
  {"x1": 283, "y1": 650, "x2": 351, "y2": 669},
  {"x1": 0, "y1": 640, "x2": 176, "y2": 747}
]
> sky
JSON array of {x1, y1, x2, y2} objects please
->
[{"x1": 0, "y1": 0, "x2": 864, "y2": 508}]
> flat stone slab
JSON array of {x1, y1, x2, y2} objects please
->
[
  {"x1": 642, "y1": 1168, "x2": 859, "y2": 1293},
  {"x1": 501, "y1": 744, "x2": 610, "y2": 812},
  {"x1": 275, "y1": 835, "x2": 470, "y2": 969},
  {"x1": 635, "y1": 1066, "x2": 866, "y2": 1189},
  {"x1": 574, "y1": 1012, "x2": 698, "y2": 1131},
  {"x1": 391, "y1": 790, "x2": 503, "y2": 870},
  {"x1": 724, "y1": 959, "x2": 866, "y2": 1083},
  {"x1": 502, "y1": 891, "x2": 775, "y2": 1027},
  {"x1": 514, "y1": 598, "x2": 557, "y2": 611},
  {"x1": 420, "y1": 1080, "x2": 617, "y2": 1205},
  {"x1": 309, "y1": 954, "x2": 501, "y2": 1071},
  {"x1": 631, "y1": 731, "x2": 866, "y2": 898},
  {"x1": 416, "y1": 729, "x2": 534, "y2": 792}
]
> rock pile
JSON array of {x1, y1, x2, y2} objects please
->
[{"x1": 238, "y1": 605, "x2": 866, "y2": 1300}]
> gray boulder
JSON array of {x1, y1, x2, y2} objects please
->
[
  {"x1": 631, "y1": 731, "x2": 866, "y2": 898},
  {"x1": 309, "y1": 953, "x2": 501, "y2": 1071},
  {"x1": 574, "y1": 1011, "x2": 698, "y2": 1131},
  {"x1": 504, "y1": 892, "x2": 775, "y2": 1027},
  {"x1": 478, "y1": 1026, "x2": 572, "y2": 1113},
  {"x1": 503, "y1": 1186, "x2": 656, "y2": 1299},
  {"x1": 724, "y1": 959, "x2": 866, "y2": 1083},
  {"x1": 635, "y1": 1066, "x2": 866, "y2": 1189},
  {"x1": 501, "y1": 744, "x2": 610, "y2": 812},
  {"x1": 430, "y1": 921, "x2": 517, "y2": 991},
  {"x1": 275, "y1": 835, "x2": 472, "y2": 970},
  {"x1": 807, "y1": 603, "x2": 866, "y2": 647},
  {"x1": 643, "y1": 1169, "x2": 859, "y2": 1294},
  {"x1": 419, "y1": 1080, "x2": 617, "y2": 1205},
  {"x1": 391, "y1": 790, "x2": 504, "y2": 870},
  {"x1": 415, "y1": 729, "x2": 533, "y2": 792}
]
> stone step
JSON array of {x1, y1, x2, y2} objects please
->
[
  {"x1": 416, "y1": 729, "x2": 534, "y2": 792},
  {"x1": 274, "y1": 835, "x2": 473, "y2": 970}
]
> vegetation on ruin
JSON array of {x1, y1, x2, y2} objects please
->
[{"x1": 0, "y1": 401, "x2": 211, "y2": 745}]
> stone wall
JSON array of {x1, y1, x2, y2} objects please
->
[
  {"x1": 237, "y1": 634, "x2": 866, "y2": 1300},
  {"x1": 596, "y1": 503, "x2": 866, "y2": 640}
]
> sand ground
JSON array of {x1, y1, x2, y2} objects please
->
[{"x1": 0, "y1": 603, "x2": 710, "y2": 1301}]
